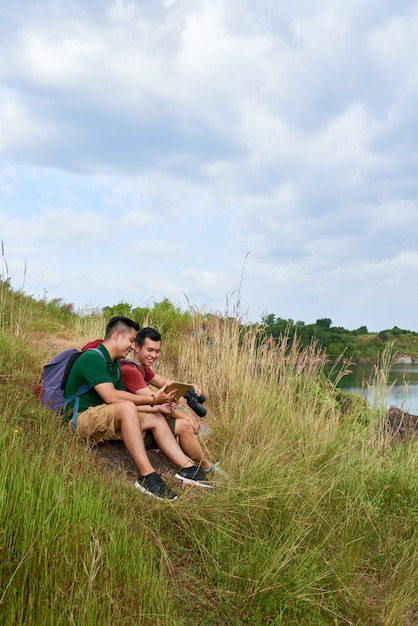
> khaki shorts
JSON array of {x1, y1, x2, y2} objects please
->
[
  {"x1": 68, "y1": 404, "x2": 122, "y2": 443},
  {"x1": 69, "y1": 404, "x2": 176, "y2": 447}
]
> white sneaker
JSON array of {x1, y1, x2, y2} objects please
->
[{"x1": 205, "y1": 462, "x2": 229, "y2": 479}]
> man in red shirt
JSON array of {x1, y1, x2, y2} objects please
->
[{"x1": 120, "y1": 327, "x2": 217, "y2": 475}]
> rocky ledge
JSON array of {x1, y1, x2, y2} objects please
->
[{"x1": 386, "y1": 406, "x2": 418, "y2": 439}]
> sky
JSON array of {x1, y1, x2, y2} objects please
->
[{"x1": 1, "y1": 0, "x2": 418, "y2": 332}]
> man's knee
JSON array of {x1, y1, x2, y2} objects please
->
[
  {"x1": 142, "y1": 411, "x2": 168, "y2": 431},
  {"x1": 174, "y1": 418, "x2": 194, "y2": 436},
  {"x1": 113, "y1": 400, "x2": 137, "y2": 419}
]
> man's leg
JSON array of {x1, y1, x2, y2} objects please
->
[
  {"x1": 113, "y1": 401, "x2": 156, "y2": 476},
  {"x1": 173, "y1": 416, "x2": 212, "y2": 470},
  {"x1": 141, "y1": 412, "x2": 197, "y2": 469},
  {"x1": 74, "y1": 402, "x2": 181, "y2": 499}
]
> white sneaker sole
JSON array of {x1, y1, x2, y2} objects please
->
[
  {"x1": 174, "y1": 473, "x2": 213, "y2": 488},
  {"x1": 134, "y1": 480, "x2": 178, "y2": 501}
]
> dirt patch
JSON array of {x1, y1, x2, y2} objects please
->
[
  {"x1": 27, "y1": 331, "x2": 79, "y2": 354},
  {"x1": 92, "y1": 441, "x2": 177, "y2": 480}
]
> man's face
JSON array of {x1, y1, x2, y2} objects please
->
[
  {"x1": 135, "y1": 338, "x2": 162, "y2": 367},
  {"x1": 115, "y1": 328, "x2": 137, "y2": 358}
]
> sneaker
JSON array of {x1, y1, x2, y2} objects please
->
[
  {"x1": 175, "y1": 465, "x2": 213, "y2": 488},
  {"x1": 134, "y1": 472, "x2": 178, "y2": 501}
]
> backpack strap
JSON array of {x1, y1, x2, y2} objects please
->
[
  {"x1": 118, "y1": 358, "x2": 138, "y2": 368},
  {"x1": 66, "y1": 381, "x2": 92, "y2": 428}
]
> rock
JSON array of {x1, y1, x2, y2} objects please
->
[
  {"x1": 386, "y1": 406, "x2": 418, "y2": 439},
  {"x1": 393, "y1": 354, "x2": 413, "y2": 364},
  {"x1": 92, "y1": 441, "x2": 176, "y2": 481}
]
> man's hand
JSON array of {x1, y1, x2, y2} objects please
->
[
  {"x1": 184, "y1": 415, "x2": 200, "y2": 435},
  {"x1": 191, "y1": 383, "x2": 202, "y2": 396},
  {"x1": 158, "y1": 402, "x2": 176, "y2": 416},
  {"x1": 154, "y1": 382, "x2": 177, "y2": 405}
]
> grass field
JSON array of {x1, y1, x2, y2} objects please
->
[{"x1": 1, "y1": 278, "x2": 417, "y2": 625}]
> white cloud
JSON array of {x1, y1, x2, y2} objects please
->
[
  {"x1": 368, "y1": 12, "x2": 418, "y2": 75},
  {"x1": 0, "y1": 88, "x2": 47, "y2": 155},
  {"x1": 182, "y1": 267, "x2": 232, "y2": 291},
  {"x1": 0, "y1": 166, "x2": 17, "y2": 193},
  {"x1": 1, "y1": 0, "x2": 418, "y2": 331}
]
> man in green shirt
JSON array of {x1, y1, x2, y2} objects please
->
[{"x1": 64, "y1": 315, "x2": 209, "y2": 500}]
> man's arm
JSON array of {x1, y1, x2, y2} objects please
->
[
  {"x1": 146, "y1": 372, "x2": 169, "y2": 388},
  {"x1": 119, "y1": 363, "x2": 197, "y2": 429},
  {"x1": 148, "y1": 373, "x2": 202, "y2": 397},
  {"x1": 94, "y1": 381, "x2": 175, "y2": 406},
  {"x1": 133, "y1": 378, "x2": 199, "y2": 433}
]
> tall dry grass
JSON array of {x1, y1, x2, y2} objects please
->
[{"x1": 1, "y1": 284, "x2": 417, "y2": 625}]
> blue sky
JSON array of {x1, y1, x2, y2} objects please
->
[{"x1": 1, "y1": 0, "x2": 418, "y2": 331}]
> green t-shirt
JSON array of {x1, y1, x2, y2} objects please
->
[{"x1": 64, "y1": 343, "x2": 124, "y2": 415}]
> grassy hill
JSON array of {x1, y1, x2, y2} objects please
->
[{"x1": 1, "y1": 278, "x2": 417, "y2": 625}]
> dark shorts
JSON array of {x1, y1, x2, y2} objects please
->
[{"x1": 144, "y1": 417, "x2": 176, "y2": 449}]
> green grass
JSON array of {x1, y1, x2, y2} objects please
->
[{"x1": 1, "y1": 281, "x2": 417, "y2": 625}]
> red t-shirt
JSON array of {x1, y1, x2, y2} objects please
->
[{"x1": 119, "y1": 360, "x2": 156, "y2": 393}]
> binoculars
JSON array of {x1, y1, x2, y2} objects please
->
[{"x1": 183, "y1": 388, "x2": 207, "y2": 418}]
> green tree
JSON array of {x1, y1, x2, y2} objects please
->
[{"x1": 316, "y1": 318, "x2": 332, "y2": 331}]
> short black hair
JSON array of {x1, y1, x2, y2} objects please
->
[
  {"x1": 135, "y1": 327, "x2": 162, "y2": 347},
  {"x1": 105, "y1": 316, "x2": 140, "y2": 339}
]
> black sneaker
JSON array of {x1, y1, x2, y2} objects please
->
[
  {"x1": 134, "y1": 472, "x2": 178, "y2": 500},
  {"x1": 175, "y1": 465, "x2": 213, "y2": 488}
]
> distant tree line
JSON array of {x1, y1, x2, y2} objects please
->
[
  {"x1": 260, "y1": 315, "x2": 418, "y2": 362},
  {"x1": 101, "y1": 299, "x2": 418, "y2": 363}
]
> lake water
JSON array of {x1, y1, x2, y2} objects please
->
[{"x1": 336, "y1": 363, "x2": 418, "y2": 414}]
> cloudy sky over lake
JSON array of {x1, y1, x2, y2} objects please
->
[{"x1": 1, "y1": 0, "x2": 418, "y2": 331}]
